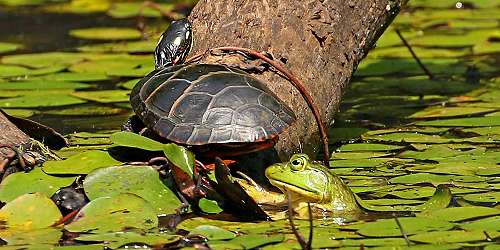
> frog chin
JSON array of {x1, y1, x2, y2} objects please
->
[{"x1": 269, "y1": 179, "x2": 322, "y2": 202}]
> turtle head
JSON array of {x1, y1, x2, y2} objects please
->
[{"x1": 154, "y1": 18, "x2": 193, "y2": 69}]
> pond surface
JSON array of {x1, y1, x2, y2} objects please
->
[{"x1": 0, "y1": 0, "x2": 499, "y2": 249}]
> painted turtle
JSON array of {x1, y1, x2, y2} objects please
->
[{"x1": 127, "y1": 19, "x2": 296, "y2": 155}]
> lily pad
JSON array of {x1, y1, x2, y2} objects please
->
[
  {"x1": 0, "y1": 42, "x2": 21, "y2": 53},
  {"x1": 356, "y1": 217, "x2": 454, "y2": 237},
  {"x1": 0, "y1": 228, "x2": 62, "y2": 247},
  {"x1": 389, "y1": 173, "x2": 487, "y2": 185},
  {"x1": 416, "y1": 116, "x2": 500, "y2": 127},
  {"x1": 107, "y1": 2, "x2": 178, "y2": 18},
  {"x1": 0, "y1": 168, "x2": 76, "y2": 202},
  {"x1": 0, "y1": 193, "x2": 62, "y2": 229},
  {"x1": 69, "y1": 27, "x2": 142, "y2": 40},
  {"x1": 463, "y1": 192, "x2": 500, "y2": 203},
  {"x1": 33, "y1": 72, "x2": 110, "y2": 82},
  {"x1": 1, "y1": 52, "x2": 88, "y2": 68},
  {"x1": 71, "y1": 90, "x2": 129, "y2": 103},
  {"x1": 228, "y1": 234, "x2": 284, "y2": 249},
  {"x1": 198, "y1": 198, "x2": 223, "y2": 214},
  {"x1": 75, "y1": 231, "x2": 180, "y2": 249},
  {"x1": 84, "y1": 165, "x2": 181, "y2": 215},
  {"x1": 0, "y1": 80, "x2": 89, "y2": 90},
  {"x1": 409, "y1": 230, "x2": 489, "y2": 244},
  {"x1": 0, "y1": 92, "x2": 86, "y2": 108},
  {"x1": 163, "y1": 143, "x2": 195, "y2": 177},
  {"x1": 190, "y1": 225, "x2": 236, "y2": 240},
  {"x1": 418, "y1": 207, "x2": 500, "y2": 222},
  {"x1": 110, "y1": 131, "x2": 164, "y2": 151},
  {"x1": 409, "y1": 107, "x2": 497, "y2": 119},
  {"x1": 65, "y1": 193, "x2": 158, "y2": 233},
  {"x1": 337, "y1": 143, "x2": 405, "y2": 152},
  {"x1": 78, "y1": 40, "x2": 156, "y2": 53},
  {"x1": 461, "y1": 215, "x2": 500, "y2": 231},
  {"x1": 43, "y1": 150, "x2": 121, "y2": 175}
]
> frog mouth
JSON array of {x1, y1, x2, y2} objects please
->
[{"x1": 269, "y1": 179, "x2": 322, "y2": 201}]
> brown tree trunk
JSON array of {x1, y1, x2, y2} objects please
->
[
  {"x1": 188, "y1": 0, "x2": 405, "y2": 160},
  {"x1": 0, "y1": 112, "x2": 31, "y2": 159}
]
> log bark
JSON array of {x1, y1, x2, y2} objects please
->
[
  {"x1": 188, "y1": 0, "x2": 405, "y2": 159},
  {"x1": 0, "y1": 112, "x2": 31, "y2": 159}
]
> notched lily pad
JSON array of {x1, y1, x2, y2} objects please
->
[
  {"x1": 71, "y1": 90, "x2": 129, "y2": 103},
  {"x1": 83, "y1": 165, "x2": 181, "y2": 215}
]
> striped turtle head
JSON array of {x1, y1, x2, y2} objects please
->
[{"x1": 154, "y1": 18, "x2": 193, "y2": 69}]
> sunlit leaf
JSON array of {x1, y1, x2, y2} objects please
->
[
  {"x1": 84, "y1": 165, "x2": 181, "y2": 215},
  {"x1": 0, "y1": 80, "x2": 89, "y2": 90},
  {"x1": 190, "y1": 225, "x2": 236, "y2": 240},
  {"x1": 228, "y1": 234, "x2": 284, "y2": 249},
  {"x1": 69, "y1": 27, "x2": 142, "y2": 40},
  {"x1": 461, "y1": 215, "x2": 500, "y2": 231},
  {"x1": 0, "y1": 168, "x2": 76, "y2": 202},
  {"x1": 65, "y1": 193, "x2": 158, "y2": 233},
  {"x1": 463, "y1": 192, "x2": 500, "y2": 203},
  {"x1": 43, "y1": 150, "x2": 121, "y2": 174},
  {"x1": 416, "y1": 116, "x2": 500, "y2": 127},
  {"x1": 357, "y1": 217, "x2": 454, "y2": 237},
  {"x1": 77, "y1": 40, "x2": 156, "y2": 53},
  {"x1": 0, "y1": 193, "x2": 61, "y2": 229},
  {"x1": 1, "y1": 52, "x2": 88, "y2": 68},
  {"x1": 75, "y1": 231, "x2": 180, "y2": 249},
  {"x1": 198, "y1": 198, "x2": 223, "y2": 214},
  {"x1": 0, "y1": 228, "x2": 61, "y2": 247},
  {"x1": 337, "y1": 143, "x2": 405, "y2": 152},
  {"x1": 409, "y1": 230, "x2": 489, "y2": 244},
  {"x1": 71, "y1": 90, "x2": 129, "y2": 103},
  {"x1": 110, "y1": 131, "x2": 164, "y2": 151},
  {"x1": 0, "y1": 93, "x2": 86, "y2": 108},
  {"x1": 163, "y1": 143, "x2": 195, "y2": 177},
  {"x1": 0, "y1": 42, "x2": 21, "y2": 53},
  {"x1": 418, "y1": 206, "x2": 500, "y2": 222},
  {"x1": 409, "y1": 107, "x2": 496, "y2": 119},
  {"x1": 33, "y1": 72, "x2": 110, "y2": 82}
]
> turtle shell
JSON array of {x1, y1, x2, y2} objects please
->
[{"x1": 130, "y1": 64, "x2": 296, "y2": 145}]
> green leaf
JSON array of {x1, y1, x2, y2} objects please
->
[
  {"x1": 32, "y1": 72, "x2": 109, "y2": 82},
  {"x1": 163, "y1": 143, "x2": 195, "y2": 177},
  {"x1": 77, "y1": 40, "x2": 156, "y2": 53},
  {"x1": 337, "y1": 143, "x2": 405, "y2": 152},
  {"x1": 43, "y1": 150, "x2": 121, "y2": 175},
  {"x1": 65, "y1": 193, "x2": 158, "y2": 233},
  {"x1": 409, "y1": 107, "x2": 497, "y2": 119},
  {"x1": 418, "y1": 207, "x2": 500, "y2": 222},
  {"x1": 389, "y1": 173, "x2": 487, "y2": 185},
  {"x1": 1, "y1": 52, "x2": 88, "y2": 68},
  {"x1": 463, "y1": 192, "x2": 500, "y2": 203},
  {"x1": 0, "y1": 80, "x2": 89, "y2": 90},
  {"x1": 409, "y1": 230, "x2": 488, "y2": 244},
  {"x1": 107, "y1": 2, "x2": 179, "y2": 18},
  {"x1": 0, "y1": 42, "x2": 21, "y2": 53},
  {"x1": 110, "y1": 131, "x2": 164, "y2": 151},
  {"x1": 0, "y1": 228, "x2": 62, "y2": 247},
  {"x1": 229, "y1": 234, "x2": 284, "y2": 249},
  {"x1": 75, "y1": 231, "x2": 180, "y2": 249},
  {"x1": 0, "y1": 93, "x2": 86, "y2": 108},
  {"x1": 198, "y1": 198, "x2": 223, "y2": 214},
  {"x1": 71, "y1": 90, "x2": 129, "y2": 103},
  {"x1": 357, "y1": 217, "x2": 454, "y2": 237},
  {"x1": 416, "y1": 116, "x2": 500, "y2": 127},
  {"x1": 69, "y1": 27, "x2": 142, "y2": 40},
  {"x1": 190, "y1": 225, "x2": 236, "y2": 240},
  {"x1": 0, "y1": 168, "x2": 76, "y2": 202},
  {"x1": 0, "y1": 193, "x2": 61, "y2": 229},
  {"x1": 84, "y1": 165, "x2": 181, "y2": 215},
  {"x1": 461, "y1": 215, "x2": 500, "y2": 231}
]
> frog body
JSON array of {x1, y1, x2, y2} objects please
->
[{"x1": 264, "y1": 154, "x2": 361, "y2": 219}]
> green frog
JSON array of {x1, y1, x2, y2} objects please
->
[{"x1": 238, "y1": 153, "x2": 362, "y2": 220}]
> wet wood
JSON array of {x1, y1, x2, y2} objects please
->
[
  {"x1": 0, "y1": 111, "x2": 31, "y2": 160},
  {"x1": 189, "y1": 0, "x2": 406, "y2": 159}
]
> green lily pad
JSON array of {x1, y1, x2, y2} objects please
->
[
  {"x1": 75, "y1": 231, "x2": 180, "y2": 249},
  {"x1": 163, "y1": 143, "x2": 195, "y2": 177},
  {"x1": 1, "y1": 108, "x2": 35, "y2": 117},
  {"x1": 416, "y1": 116, "x2": 500, "y2": 127},
  {"x1": 43, "y1": 150, "x2": 121, "y2": 175},
  {"x1": 0, "y1": 80, "x2": 89, "y2": 90},
  {"x1": 84, "y1": 165, "x2": 181, "y2": 215},
  {"x1": 337, "y1": 143, "x2": 405, "y2": 152},
  {"x1": 355, "y1": 58, "x2": 465, "y2": 77},
  {"x1": 461, "y1": 215, "x2": 500, "y2": 231},
  {"x1": 332, "y1": 152, "x2": 392, "y2": 159},
  {"x1": 65, "y1": 193, "x2": 158, "y2": 233},
  {"x1": 0, "y1": 42, "x2": 21, "y2": 53},
  {"x1": 45, "y1": 105, "x2": 128, "y2": 116},
  {"x1": 78, "y1": 40, "x2": 156, "y2": 53},
  {"x1": 0, "y1": 193, "x2": 61, "y2": 229},
  {"x1": 110, "y1": 131, "x2": 164, "y2": 151},
  {"x1": 120, "y1": 78, "x2": 140, "y2": 90},
  {"x1": 107, "y1": 2, "x2": 178, "y2": 18},
  {"x1": 409, "y1": 107, "x2": 497, "y2": 119},
  {"x1": 409, "y1": 230, "x2": 488, "y2": 244},
  {"x1": 198, "y1": 198, "x2": 223, "y2": 214},
  {"x1": 190, "y1": 225, "x2": 236, "y2": 240},
  {"x1": 389, "y1": 173, "x2": 487, "y2": 185},
  {"x1": 418, "y1": 207, "x2": 500, "y2": 222},
  {"x1": 0, "y1": 228, "x2": 62, "y2": 247},
  {"x1": 228, "y1": 234, "x2": 284, "y2": 249},
  {"x1": 32, "y1": 72, "x2": 110, "y2": 82},
  {"x1": 356, "y1": 217, "x2": 454, "y2": 237},
  {"x1": 69, "y1": 27, "x2": 142, "y2": 40},
  {"x1": 368, "y1": 46, "x2": 469, "y2": 59},
  {"x1": 474, "y1": 42, "x2": 500, "y2": 55},
  {"x1": 463, "y1": 192, "x2": 500, "y2": 203},
  {"x1": 1, "y1": 52, "x2": 88, "y2": 68},
  {"x1": 68, "y1": 57, "x2": 152, "y2": 77},
  {"x1": 0, "y1": 92, "x2": 86, "y2": 108},
  {"x1": 71, "y1": 90, "x2": 129, "y2": 103},
  {"x1": 0, "y1": 168, "x2": 76, "y2": 202},
  {"x1": 462, "y1": 127, "x2": 500, "y2": 136}
]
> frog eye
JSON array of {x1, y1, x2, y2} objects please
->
[{"x1": 290, "y1": 157, "x2": 305, "y2": 171}]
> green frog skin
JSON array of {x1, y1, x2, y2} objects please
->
[{"x1": 265, "y1": 153, "x2": 361, "y2": 219}]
